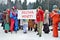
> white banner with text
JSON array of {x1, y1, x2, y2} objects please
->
[{"x1": 18, "y1": 9, "x2": 36, "y2": 19}]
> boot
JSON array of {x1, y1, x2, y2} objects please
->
[
  {"x1": 39, "y1": 35, "x2": 41, "y2": 37},
  {"x1": 5, "y1": 30, "x2": 8, "y2": 33},
  {"x1": 37, "y1": 33, "x2": 39, "y2": 35}
]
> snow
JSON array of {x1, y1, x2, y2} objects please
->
[{"x1": 0, "y1": 23, "x2": 60, "y2": 40}]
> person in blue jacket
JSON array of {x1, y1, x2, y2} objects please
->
[
  {"x1": 14, "y1": 7, "x2": 19, "y2": 32},
  {"x1": 10, "y1": 6, "x2": 18, "y2": 33}
]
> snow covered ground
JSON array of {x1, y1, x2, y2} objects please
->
[{"x1": 0, "y1": 23, "x2": 60, "y2": 40}]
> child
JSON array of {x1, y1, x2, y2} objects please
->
[
  {"x1": 23, "y1": 19, "x2": 28, "y2": 34},
  {"x1": 28, "y1": 19, "x2": 34, "y2": 31}
]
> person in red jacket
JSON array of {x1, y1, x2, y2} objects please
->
[
  {"x1": 36, "y1": 6, "x2": 44, "y2": 37},
  {"x1": 50, "y1": 5, "x2": 59, "y2": 37}
]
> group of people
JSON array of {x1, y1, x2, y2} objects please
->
[
  {"x1": 1, "y1": 5, "x2": 60, "y2": 37},
  {"x1": 2, "y1": 6, "x2": 19, "y2": 33}
]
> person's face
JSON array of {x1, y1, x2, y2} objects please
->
[
  {"x1": 37, "y1": 9, "x2": 40, "y2": 12},
  {"x1": 55, "y1": 8, "x2": 59, "y2": 12}
]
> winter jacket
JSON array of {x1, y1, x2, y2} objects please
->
[{"x1": 36, "y1": 9, "x2": 44, "y2": 22}]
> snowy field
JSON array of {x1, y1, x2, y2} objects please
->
[{"x1": 0, "y1": 23, "x2": 60, "y2": 40}]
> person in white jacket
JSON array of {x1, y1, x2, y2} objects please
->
[{"x1": 43, "y1": 10, "x2": 50, "y2": 33}]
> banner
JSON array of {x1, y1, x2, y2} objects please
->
[{"x1": 18, "y1": 9, "x2": 36, "y2": 19}]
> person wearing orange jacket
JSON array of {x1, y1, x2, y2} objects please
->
[{"x1": 50, "y1": 5, "x2": 59, "y2": 37}]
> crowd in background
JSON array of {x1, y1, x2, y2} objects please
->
[{"x1": 1, "y1": 5, "x2": 60, "y2": 37}]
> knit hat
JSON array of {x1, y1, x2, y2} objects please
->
[{"x1": 53, "y1": 5, "x2": 57, "y2": 9}]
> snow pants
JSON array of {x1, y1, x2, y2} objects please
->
[
  {"x1": 14, "y1": 19, "x2": 18, "y2": 31},
  {"x1": 10, "y1": 18, "x2": 14, "y2": 32}
]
